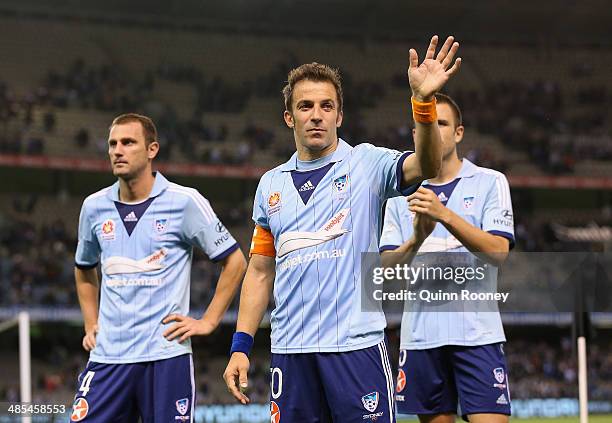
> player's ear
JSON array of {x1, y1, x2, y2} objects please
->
[
  {"x1": 283, "y1": 110, "x2": 294, "y2": 128},
  {"x1": 454, "y1": 125, "x2": 464, "y2": 145},
  {"x1": 148, "y1": 140, "x2": 160, "y2": 160},
  {"x1": 336, "y1": 110, "x2": 343, "y2": 127}
]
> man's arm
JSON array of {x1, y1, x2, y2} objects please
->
[
  {"x1": 223, "y1": 254, "x2": 275, "y2": 404},
  {"x1": 402, "y1": 35, "x2": 462, "y2": 186},
  {"x1": 75, "y1": 267, "x2": 99, "y2": 351},
  {"x1": 408, "y1": 187, "x2": 510, "y2": 266},
  {"x1": 163, "y1": 248, "x2": 247, "y2": 342}
]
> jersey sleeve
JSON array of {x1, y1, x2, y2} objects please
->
[
  {"x1": 75, "y1": 201, "x2": 101, "y2": 269},
  {"x1": 182, "y1": 192, "x2": 239, "y2": 262},
  {"x1": 252, "y1": 175, "x2": 270, "y2": 229},
  {"x1": 363, "y1": 144, "x2": 420, "y2": 200},
  {"x1": 481, "y1": 173, "x2": 515, "y2": 249},
  {"x1": 380, "y1": 197, "x2": 412, "y2": 252}
]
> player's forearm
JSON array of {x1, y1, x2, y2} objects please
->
[
  {"x1": 401, "y1": 122, "x2": 442, "y2": 187},
  {"x1": 415, "y1": 120, "x2": 442, "y2": 179},
  {"x1": 440, "y1": 209, "x2": 510, "y2": 266},
  {"x1": 202, "y1": 249, "x2": 247, "y2": 326},
  {"x1": 235, "y1": 256, "x2": 275, "y2": 336},
  {"x1": 380, "y1": 237, "x2": 423, "y2": 268},
  {"x1": 74, "y1": 267, "x2": 99, "y2": 332}
]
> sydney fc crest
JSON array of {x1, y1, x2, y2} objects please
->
[
  {"x1": 154, "y1": 219, "x2": 168, "y2": 233},
  {"x1": 333, "y1": 174, "x2": 349, "y2": 193},
  {"x1": 494, "y1": 367, "x2": 505, "y2": 384},
  {"x1": 175, "y1": 398, "x2": 189, "y2": 415},
  {"x1": 463, "y1": 196, "x2": 474, "y2": 210},
  {"x1": 361, "y1": 392, "x2": 379, "y2": 412}
]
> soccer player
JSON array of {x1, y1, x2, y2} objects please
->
[
  {"x1": 223, "y1": 36, "x2": 461, "y2": 422},
  {"x1": 70, "y1": 113, "x2": 247, "y2": 422},
  {"x1": 379, "y1": 94, "x2": 514, "y2": 423}
]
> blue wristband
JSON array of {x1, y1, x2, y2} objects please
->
[{"x1": 230, "y1": 332, "x2": 254, "y2": 356}]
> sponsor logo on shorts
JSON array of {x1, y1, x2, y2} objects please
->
[
  {"x1": 270, "y1": 401, "x2": 280, "y2": 423},
  {"x1": 396, "y1": 369, "x2": 406, "y2": 392},
  {"x1": 70, "y1": 398, "x2": 89, "y2": 422},
  {"x1": 496, "y1": 393, "x2": 508, "y2": 405},
  {"x1": 395, "y1": 394, "x2": 405, "y2": 402},
  {"x1": 101, "y1": 219, "x2": 115, "y2": 240}
]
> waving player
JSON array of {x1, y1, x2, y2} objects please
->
[
  {"x1": 71, "y1": 113, "x2": 246, "y2": 422},
  {"x1": 224, "y1": 36, "x2": 461, "y2": 422},
  {"x1": 380, "y1": 94, "x2": 514, "y2": 423}
]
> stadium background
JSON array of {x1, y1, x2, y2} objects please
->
[{"x1": 0, "y1": 0, "x2": 610, "y2": 421}]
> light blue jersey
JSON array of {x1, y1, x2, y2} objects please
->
[
  {"x1": 75, "y1": 172, "x2": 238, "y2": 363},
  {"x1": 253, "y1": 139, "x2": 418, "y2": 354},
  {"x1": 380, "y1": 159, "x2": 515, "y2": 349}
]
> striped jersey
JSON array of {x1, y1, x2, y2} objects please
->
[
  {"x1": 75, "y1": 172, "x2": 238, "y2": 363},
  {"x1": 253, "y1": 139, "x2": 418, "y2": 354},
  {"x1": 380, "y1": 159, "x2": 515, "y2": 349}
]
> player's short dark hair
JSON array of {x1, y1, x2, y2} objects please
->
[
  {"x1": 110, "y1": 113, "x2": 158, "y2": 146},
  {"x1": 435, "y1": 93, "x2": 463, "y2": 128},
  {"x1": 282, "y1": 63, "x2": 343, "y2": 113}
]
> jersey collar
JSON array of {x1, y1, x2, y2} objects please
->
[
  {"x1": 107, "y1": 171, "x2": 170, "y2": 202},
  {"x1": 423, "y1": 158, "x2": 479, "y2": 186},
  {"x1": 278, "y1": 138, "x2": 352, "y2": 172}
]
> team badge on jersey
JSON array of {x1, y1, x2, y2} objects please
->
[
  {"x1": 333, "y1": 174, "x2": 349, "y2": 193},
  {"x1": 494, "y1": 367, "x2": 505, "y2": 384},
  {"x1": 463, "y1": 196, "x2": 474, "y2": 210},
  {"x1": 175, "y1": 398, "x2": 189, "y2": 415},
  {"x1": 155, "y1": 219, "x2": 168, "y2": 233},
  {"x1": 70, "y1": 397, "x2": 89, "y2": 422},
  {"x1": 270, "y1": 401, "x2": 281, "y2": 423},
  {"x1": 101, "y1": 219, "x2": 116, "y2": 240},
  {"x1": 361, "y1": 392, "x2": 379, "y2": 412},
  {"x1": 268, "y1": 192, "x2": 282, "y2": 216}
]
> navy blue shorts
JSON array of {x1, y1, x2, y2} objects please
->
[
  {"x1": 270, "y1": 341, "x2": 396, "y2": 423},
  {"x1": 395, "y1": 343, "x2": 511, "y2": 420},
  {"x1": 69, "y1": 353, "x2": 195, "y2": 422}
]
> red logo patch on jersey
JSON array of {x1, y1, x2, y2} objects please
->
[
  {"x1": 396, "y1": 369, "x2": 406, "y2": 392},
  {"x1": 268, "y1": 192, "x2": 281, "y2": 207},
  {"x1": 270, "y1": 400, "x2": 281, "y2": 423},
  {"x1": 71, "y1": 397, "x2": 89, "y2": 422},
  {"x1": 101, "y1": 219, "x2": 115, "y2": 240}
]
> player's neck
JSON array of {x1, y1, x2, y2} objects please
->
[
  {"x1": 296, "y1": 139, "x2": 338, "y2": 161},
  {"x1": 118, "y1": 171, "x2": 155, "y2": 203},
  {"x1": 428, "y1": 154, "x2": 462, "y2": 184}
]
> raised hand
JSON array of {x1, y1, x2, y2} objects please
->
[{"x1": 408, "y1": 35, "x2": 461, "y2": 101}]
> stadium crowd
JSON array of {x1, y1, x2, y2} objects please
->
[{"x1": 2, "y1": 56, "x2": 611, "y2": 174}]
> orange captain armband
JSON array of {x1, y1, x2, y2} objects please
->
[
  {"x1": 411, "y1": 97, "x2": 437, "y2": 124},
  {"x1": 250, "y1": 225, "x2": 276, "y2": 257}
]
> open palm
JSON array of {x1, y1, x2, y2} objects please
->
[{"x1": 409, "y1": 35, "x2": 461, "y2": 101}]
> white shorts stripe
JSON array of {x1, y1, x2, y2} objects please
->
[
  {"x1": 378, "y1": 342, "x2": 394, "y2": 423},
  {"x1": 189, "y1": 354, "x2": 195, "y2": 423}
]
